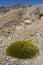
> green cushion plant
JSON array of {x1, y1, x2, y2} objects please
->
[{"x1": 6, "y1": 40, "x2": 39, "y2": 59}]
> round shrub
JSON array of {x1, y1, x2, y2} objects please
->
[{"x1": 6, "y1": 40, "x2": 39, "y2": 59}]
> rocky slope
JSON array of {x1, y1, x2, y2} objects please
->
[{"x1": 0, "y1": 4, "x2": 43, "y2": 65}]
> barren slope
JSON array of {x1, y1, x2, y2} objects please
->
[{"x1": 0, "y1": 4, "x2": 43, "y2": 65}]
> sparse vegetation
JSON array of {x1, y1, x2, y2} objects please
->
[
  {"x1": 6, "y1": 40, "x2": 39, "y2": 59},
  {"x1": 29, "y1": 33, "x2": 35, "y2": 36},
  {"x1": 4, "y1": 24, "x2": 21, "y2": 32}
]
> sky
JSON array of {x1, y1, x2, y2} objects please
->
[{"x1": 0, "y1": 0, "x2": 43, "y2": 6}]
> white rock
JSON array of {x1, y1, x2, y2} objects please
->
[{"x1": 24, "y1": 20, "x2": 32, "y2": 24}]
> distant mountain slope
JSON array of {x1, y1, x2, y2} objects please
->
[
  {"x1": 0, "y1": 4, "x2": 31, "y2": 15},
  {"x1": 0, "y1": 4, "x2": 43, "y2": 28}
]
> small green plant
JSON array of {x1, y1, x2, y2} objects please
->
[
  {"x1": 29, "y1": 33, "x2": 34, "y2": 36},
  {"x1": 6, "y1": 40, "x2": 39, "y2": 59}
]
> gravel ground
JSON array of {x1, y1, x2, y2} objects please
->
[{"x1": 0, "y1": 19, "x2": 43, "y2": 65}]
